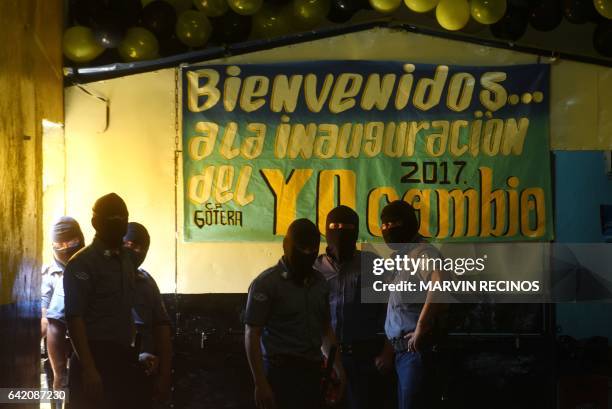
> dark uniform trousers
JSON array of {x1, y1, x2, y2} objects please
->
[
  {"x1": 264, "y1": 356, "x2": 322, "y2": 409},
  {"x1": 67, "y1": 341, "x2": 150, "y2": 409},
  {"x1": 340, "y1": 340, "x2": 396, "y2": 409}
]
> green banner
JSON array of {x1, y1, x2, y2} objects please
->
[{"x1": 182, "y1": 61, "x2": 552, "y2": 242}]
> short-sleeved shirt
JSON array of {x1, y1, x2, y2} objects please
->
[
  {"x1": 42, "y1": 259, "x2": 64, "y2": 312},
  {"x1": 132, "y1": 268, "x2": 171, "y2": 354},
  {"x1": 314, "y1": 250, "x2": 386, "y2": 344},
  {"x1": 63, "y1": 237, "x2": 136, "y2": 348},
  {"x1": 385, "y1": 240, "x2": 440, "y2": 339},
  {"x1": 245, "y1": 259, "x2": 330, "y2": 361}
]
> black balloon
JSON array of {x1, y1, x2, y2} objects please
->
[
  {"x1": 491, "y1": 6, "x2": 529, "y2": 40},
  {"x1": 91, "y1": 10, "x2": 126, "y2": 48},
  {"x1": 79, "y1": 0, "x2": 142, "y2": 27},
  {"x1": 327, "y1": 0, "x2": 359, "y2": 23},
  {"x1": 210, "y1": 11, "x2": 252, "y2": 44},
  {"x1": 266, "y1": 0, "x2": 292, "y2": 5},
  {"x1": 71, "y1": 0, "x2": 103, "y2": 25},
  {"x1": 142, "y1": 1, "x2": 178, "y2": 38},
  {"x1": 529, "y1": 0, "x2": 562, "y2": 31},
  {"x1": 593, "y1": 21, "x2": 612, "y2": 57},
  {"x1": 89, "y1": 48, "x2": 122, "y2": 66},
  {"x1": 563, "y1": 0, "x2": 598, "y2": 24},
  {"x1": 110, "y1": 0, "x2": 142, "y2": 24},
  {"x1": 158, "y1": 36, "x2": 190, "y2": 56}
]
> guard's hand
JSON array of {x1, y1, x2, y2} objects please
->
[
  {"x1": 404, "y1": 327, "x2": 425, "y2": 353},
  {"x1": 254, "y1": 380, "x2": 276, "y2": 409},
  {"x1": 374, "y1": 347, "x2": 394, "y2": 373},
  {"x1": 332, "y1": 367, "x2": 347, "y2": 403},
  {"x1": 153, "y1": 374, "x2": 172, "y2": 402},
  {"x1": 139, "y1": 352, "x2": 159, "y2": 376},
  {"x1": 82, "y1": 366, "x2": 103, "y2": 400}
]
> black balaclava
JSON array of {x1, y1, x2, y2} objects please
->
[
  {"x1": 51, "y1": 216, "x2": 85, "y2": 266},
  {"x1": 123, "y1": 222, "x2": 150, "y2": 268},
  {"x1": 326, "y1": 205, "x2": 358, "y2": 264},
  {"x1": 283, "y1": 218, "x2": 320, "y2": 283},
  {"x1": 92, "y1": 193, "x2": 129, "y2": 249},
  {"x1": 380, "y1": 200, "x2": 419, "y2": 248}
]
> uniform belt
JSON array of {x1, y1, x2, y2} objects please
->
[{"x1": 389, "y1": 337, "x2": 409, "y2": 353}]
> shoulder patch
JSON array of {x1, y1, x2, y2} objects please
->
[
  {"x1": 253, "y1": 292, "x2": 268, "y2": 302},
  {"x1": 74, "y1": 271, "x2": 89, "y2": 280}
]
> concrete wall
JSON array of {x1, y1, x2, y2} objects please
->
[{"x1": 0, "y1": 0, "x2": 64, "y2": 398}]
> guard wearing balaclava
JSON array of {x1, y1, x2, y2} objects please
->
[
  {"x1": 64, "y1": 193, "x2": 141, "y2": 409},
  {"x1": 123, "y1": 222, "x2": 151, "y2": 268},
  {"x1": 51, "y1": 216, "x2": 85, "y2": 266},
  {"x1": 123, "y1": 222, "x2": 172, "y2": 405},
  {"x1": 41, "y1": 217, "x2": 85, "y2": 400},
  {"x1": 282, "y1": 218, "x2": 321, "y2": 283},
  {"x1": 380, "y1": 200, "x2": 419, "y2": 246},
  {"x1": 325, "y1": 205, "x2": 359, "y2": 263},
  {"x1": 245, "y1": 218, "x2": 347, "y2": 409},
  {"x1": 380, "y1": 200, "x2": 445, "y2": 409},
  {"x1": 92, "y1": 192, "x2": 129, "y2": 248},
  {"x1": 314, "y1": 206, "x2": 395, "y2": 409}
]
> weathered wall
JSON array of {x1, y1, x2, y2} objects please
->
[{"x1": 0, "y1": 0, "x2": 63, "y2": 399}]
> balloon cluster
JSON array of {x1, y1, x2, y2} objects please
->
[
  {"x1": 63, "y1": 0, "x2": 612, "y2": 64},
  {"x1": 396, "y1": 0, "x2": 612, "y2": 56}
]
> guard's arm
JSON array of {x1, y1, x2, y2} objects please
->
[
  {"x1": 245, "y1": 324, "x2": 276, "y2": 409},
  {"x1": 321, "y1": 322, "x2": 345, "y2": 378},
  {"x1": 153, "y1": 324, "x2": 172, "y2": 399},
  {"x1": 411, "y1": 268, "x2": 449, "y2": 352},
  {"x1": 47, "y1": 319, "x2": 68, "y2": 388},
  {"x1": 245, "y1": 324, "x2": 267, "y2": 386}
]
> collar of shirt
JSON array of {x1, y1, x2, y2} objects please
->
[
  {"x1": 390, "y1": 236, "x2": 427, "y2": 257},
  {"x1": 322, "y1": 249, "x2": 362, "y2": 272},
  {"x1": 47, "y1": 258, "x2": 65, "y2": 276},
  {"x1": 278, "y1": 258, "x2": 291, "y2": 280},
  {"x1": 324, "y1": 248, "x2": 341, "y2": 271},
  {"x1": 91, "y1": 236, "x2": 123, "y2": 258},
  {"x1": 136, "y1": 268, "x2": 148, "y2": 281}
]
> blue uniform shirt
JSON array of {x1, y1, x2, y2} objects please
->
[
  {"x1": 245, "y1": 259, "x2": 330, "y2": 361},
  {"x1": 42, "y1": 259, "x2": 65, "y2": 322},
  {"x1": 132, "y1": 268, "x2": 171, "y2": 353},
  {"x1": 385, "y1": 241, "x2": 440, "y2": 339},
  {"x1": 63, "y1": 237, "x2": 136, "y2": 348},
  {"x1": 314, "y1": 250, "x2": 386, "y2": 344}
]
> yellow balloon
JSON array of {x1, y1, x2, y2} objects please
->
[
  {"x1": 594, "y1": 0, "x2": 612, "y2": 19},
  {"x1": 193, "y1": 0, "x2": 229, "y2": 16},
  {"x1": 293, "y1": 0, "x2": 331, "y2": 29},
  {"x1": 228, "y1": 0, "x2": 264, "y2": 15},
  {"x1": 165, "y1": 0, "x2": 194, "y2": 12},
  {"x1": 176, "y1": 10, "x2": 212, "y2": 47},
  {"x1": 470, "y1": 0, "x2": 506, "y2": 24},
  {"x1": 118, "y1": 27, "x2": 159, "y2": 62},
  {"x1": 252, "y1": 4, "x2": 293, "y2": 38},
  {"x1": 369, "y1": 0, "x2": 402, "y2": 13},
  {"x1": 404, "y1": 0, "x2": 438, "y2": 13},
  {"x1": 63, "y1": 26, "x2": 104, "y2": 63},
  {"x1": 436, "y1": 0, "x2": 470, "y2": 30}
]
